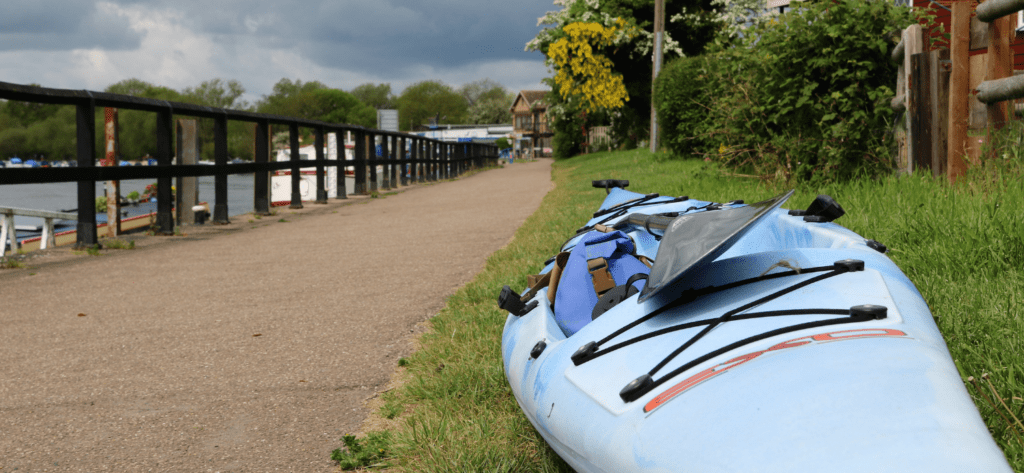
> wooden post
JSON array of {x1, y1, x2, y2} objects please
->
[
  {"x1": 288, "y1": 123, "x2": 303, "y2": 209},
  {"x1": 253, "y1": 120, "x2": 271, "y2": 215},
  {"x1": 104, "y1": 107, "x2": 121, "y2": 236},
  {"x1": 75, "y1": 98, "x2": 98, "y2": 248},
  {"x1": 931, "y1": 49, "x2": 951, "y2": 178},
  {"x1": 902, "y1": 25, "x2": 923, "y2": 174},
  {"x1": 314, "y1": 127, "x2": 327, "y2": 204},
  {"x1": 213, "y1": 114, "x2": 230, "y2": 224},
  {"x1": 986, "y1": 14, "x2": 1013, "y2": 130},
  {"x1": 949, "y1": 0, "x2": 971, "y2": 182},
  {"x1": 175, "y1": 119, "x2": 199, "y2": 225},
  {"x1": 911, "y1": 53, "x2": 933, "y2": 173}
]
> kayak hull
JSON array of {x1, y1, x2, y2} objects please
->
[{"x1": 502, "y1": 189, "x2": 1011, "y2": 472}]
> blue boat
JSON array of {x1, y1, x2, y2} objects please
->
[{"x1": 500, "y1": 183, "x2": 1011, "y2": 472}]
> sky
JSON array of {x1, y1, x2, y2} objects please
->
[{"x1": 0, "y1": 0, "x2": 557, "y2": 106}]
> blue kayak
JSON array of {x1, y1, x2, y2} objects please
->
[{"x1": 500, "y1": 184, "x2": 1011, "y2": 472}]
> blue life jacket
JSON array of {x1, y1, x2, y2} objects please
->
[{"x1": 554, "y1": 230, "x2": 650, "y2": 337}]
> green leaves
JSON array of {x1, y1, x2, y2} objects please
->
[{"x1": 655, "y1": 0, "x2": 923, "y2": 182}]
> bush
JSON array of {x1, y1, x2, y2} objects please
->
[
  {"x1": 654, "y1": 0, "x2": 925, "y2": 182},
  {"x1": 654, "y1": 55, "x2": 720, "y2": 157}
]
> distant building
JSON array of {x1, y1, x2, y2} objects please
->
[
  {"x1": 510, "y1": 90, "x2": 552, "y2": 158},
  {"x1": 410, "y1": 123, "x2": 513, "y2": 143}
]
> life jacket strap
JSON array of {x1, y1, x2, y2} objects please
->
[{"x1": 588, "y1": 257, "x2": 617, "y2": 296}]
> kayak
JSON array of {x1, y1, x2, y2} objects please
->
[{"x1": 499, "y1": 182, "x2": 1011, "y2": 473}]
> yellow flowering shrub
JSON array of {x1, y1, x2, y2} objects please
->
[{"x1": 547, "y1": 22, "x2": 630, "y2": 113}]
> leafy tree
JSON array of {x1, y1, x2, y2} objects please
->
[
  {"x1": 458, "y1": 79, "x2": 515, "y2": 124},
  {"x1": 396, "y1": 81, "x2": 468, "y2": 131},
  {"x1": 349, "y1": 83, "x2": 397, "y2": 110},
  {"x1": 182, "y1": 79, "x2": 248, "y2": 110},
  {"x1": 293, "y1": 88, "x2": 376, "y2": 127},
  {"x1": 102, "y1": 79, "x2": 184, "y2": 161},
  {"x1": 528, "y1": 0, "x2": 721, "y2": 153},
  {"x1": 257, "y1": 78, "x2": 328, "y2": 116}
]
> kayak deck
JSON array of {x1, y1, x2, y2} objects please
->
[{"x1": 502, "y1": 188, "x2": 1011, "y2": 472}]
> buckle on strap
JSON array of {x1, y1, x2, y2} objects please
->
[{"x1": 588, "y1": 257, "x2": 616, "y2": 296}]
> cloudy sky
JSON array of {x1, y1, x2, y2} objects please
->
[{"x1": 0, "y1": 0, "x2": 557, "y2": 105}]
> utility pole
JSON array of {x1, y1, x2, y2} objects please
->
[{"x1": 650, "y1": 0, "x2": 665, "y2": 153}]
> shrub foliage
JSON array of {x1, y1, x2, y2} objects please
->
[{"x1": 655, "y1": 0, "x2": 925, "y2": 181}]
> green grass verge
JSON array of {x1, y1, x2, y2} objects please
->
[{"x1": 332, "y1": 150, "x2": 1024, "y2": 471}]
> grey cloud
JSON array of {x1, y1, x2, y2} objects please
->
[
  {"x1": 0, "y1": 0, "x2": 142, "y2": 51},
  {"x1": 104, "y1": 0, "x2": 551, "y2": 76}
]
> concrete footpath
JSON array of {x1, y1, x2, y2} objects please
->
[{"x1": 0, "y1": 159, "x2": 553, "y2": 472}]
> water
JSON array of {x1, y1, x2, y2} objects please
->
[{"x1": 0, "y1": 175, "x2": 257, "y2": 228}]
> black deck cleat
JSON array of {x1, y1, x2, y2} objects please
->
[
  {"x1": 850, "y1": 304, "x2": 888, "y2": 320},
  {"x1": 866, "y1": 239, "x2": 888, "y2": 254},
  {"x1": 571, "y1": 341, "x2": 599, "y2": 365},
  {"x1": 530, "y1": 340, "x2": 548, "y2": 359},
  {"x1": 498, "y1": 285, "x2": 537, "y2": 317},
  {"x1": 834, "y1": 259, "x2": 865, "y2": 273},
  {"x1": 620, "y1": 374, "x2": 654, "y2": 403},
  {"x1": 802, "y1": 195, "x2": 845, "y2": 223},
  {"x1": 592, "y1": 179, "x2": 630, "y2": 194}
]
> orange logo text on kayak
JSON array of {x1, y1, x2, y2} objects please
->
[{"x1": 643, "y1": 328, "x2": 909, "y2": 413}]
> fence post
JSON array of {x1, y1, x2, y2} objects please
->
[
  {"x1": 949, "y1": 0, "x2": 971, "y2": 182},
  {"x1": 104, "y1": 107, "x2": 121, "y2": 236},
  {"x1": 75, "y1": 97, "x2": 98, "y2": 249},
  {"x1": 213, "y1": 113, "x2": 230, "y2": 223},
  {"x1": 911, "y1": 53, "x2": 933, "y2": 172},
  {"x1": 930, "y1": 49, "x2": 951, "y2": 178},
  {"x1": 379, "y1": 134, "x2": 390, "y2": 190},
  {"x1": 400, "y1": 136, "x2": 408, "y2": 186},
  {"x1": 288, "y1": 123, "x2": 303, "y2": 209},
  {"x1": 254, "y1": 120, "x2": 271, "y2": 215},
  {"x1": 354, "y1": 130, "x2": 367, "y2": 195},
  {"x1": 315, "y1": 127, "x2": 328, "y2": 204},
  {"x1": 390, "y1": 135, "x2": 399, "y2": 188},
  {"x1": 902, "y1": 25, "x2": 923, "y2": 174},
  {"x1": 155, "y1": 105, "x2": 174, "y2": 234},
  {"x1": 336, "y1": 130, "x2": 348, "y2": 199},
  {"x1": 430, "y1": 141, "x2": 437, "y2": 181},
  {"x1": 176, "y1": 119, "x2": 199, "y2": 226},
  {"x1": 986, "y1": 13, "x2": 1014, "y2": 130}
]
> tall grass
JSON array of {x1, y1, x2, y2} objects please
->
[{"x1": 335, "y1": 151, "x2": 1024, "y2": 471}]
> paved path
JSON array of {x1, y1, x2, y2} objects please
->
[{"x1": 0, "y1": 159, "x2": 552, "y2": 472}]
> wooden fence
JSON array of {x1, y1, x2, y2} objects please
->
[
  {"x1": 0, "y1": 81, "x2": 499, "y2": 249},
  {"x1": 892, "y1": 0, "x2": 1024, "y2": 181}
]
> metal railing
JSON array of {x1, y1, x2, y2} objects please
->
[{"x1": 0, "y1": 81, "x2": 499, "y2": 248}]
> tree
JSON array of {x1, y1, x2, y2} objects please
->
[
  {"x1": 102, "y1": 79, "x2": 184, "y2": 160},
  {"x1": 458, "y1": 79, "x2": 515, "y2": 124},
  {"x1": 349, "y1": 83, "x2": 397, "y2": 110},
  {"x1": 182, "y1": 79, "x2": 248, "y2": 110},
  {"x1": 528, "y1": 0, "x2": 721, "y2": 151},
  {"x1": 396, "y1": 81, "x2": 468, "y2": 131},
  {"x1": 548, "y1": 21, "x2": 631, "y2": 113},
  {"x1": 294, "y1": 89, "x2": 376, "y2": 127},
  {"x1": 257, "y1": 78, "x2": 328, "y2": 116}
]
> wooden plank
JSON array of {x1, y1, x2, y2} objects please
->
[
  {"x1": 932, "y1": 49, "x2": 951, "y2": 178},
  {"x1": 987, "y1": 14, "x2": 1014, "y2": 129},
  {"x1": 971, "y1": 15, "x2": 990, "y2": 50},
  {"x1": 949, "y1": 0, "x2": 971, "y2": 182},
  {"x1": 903, "y1": 24, "x2": 924, "y2": 174},
  {"x1": 911, "y1": 52, "x2": 933, "y2": 172},
  {"x1": 969, "y1": 53, "x2": 989, "y2": 129}
]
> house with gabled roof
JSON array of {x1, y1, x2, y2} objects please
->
[{"x1": 510, "y1": 90, "x2": 553, "y2": 158}]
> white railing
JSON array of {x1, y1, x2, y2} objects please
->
[{"x1": 0, "y1": 207, "x2": 77, "y2": 255}]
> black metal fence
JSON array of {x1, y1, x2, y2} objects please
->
[{"x1": 0, "y1": 81, "x2": 499, "y2": 248}]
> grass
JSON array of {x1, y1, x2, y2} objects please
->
[
  {"x1": 102, "y1": 238, "x2": 136, "y2": 250},
  {"x1": 0, "y1": 257, "x2": 25, "y2": 269},
  {"x1": 333, "y1": 149, "x2": 1024, "y2": 471}
]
